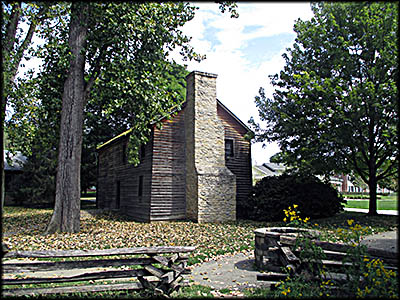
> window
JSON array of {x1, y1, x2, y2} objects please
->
[
  {"x1": 116, "y1": 181, "x2": 121, "y2": 209},
  {"x1": 225, "y1": 139, "x2": 234, "y2": 157},
  {"x1": 138, "y1": 175, "x2": 144, "y2": 198},
  {"x1": 122, "y1": 144, "x2": 127, "y2": 164},
  {"x1": 140, "y1": 144, "x2": 146, "y2": 159}
]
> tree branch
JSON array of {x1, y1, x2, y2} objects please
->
[
  {"x1": 84, "y1": 45, "x2": 108, "y2": 104},
  {"x1": 4, "y1": 3, "x2": 21, "y2": 54},
  {"x1": 348, "y1": 151, "x2": 369, "y2": 184},
  {"x1": 377, "y1": 169, "x2": 397, "y2": 181},
  {"x1": 375, "y1": 147, "x2": 396, "y2": 170},
  {"x1": 376, "y1": 159, "x2": 398, "y2": 181},
  {"x1": 9, "y1": 5, "x2": 49, "y2": 83}
]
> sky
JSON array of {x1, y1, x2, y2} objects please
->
[
  {"x1": 169, "y1": 2, "x2": 314, "y2": 165},
  {"x1": 15, "y1": 2, "x2": 314, "y2": 165}
]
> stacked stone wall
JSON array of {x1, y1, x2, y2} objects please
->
[{"x1": 185, "y1": 71, "x2": 236, "y2": 223}]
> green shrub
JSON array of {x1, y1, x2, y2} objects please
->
[{"x1": 244, "y1": 173, "x2": 346, "y2": 221}]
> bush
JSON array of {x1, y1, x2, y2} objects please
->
[{"x1": 243, "y1": 173, "x2": 346, "y2": 221}]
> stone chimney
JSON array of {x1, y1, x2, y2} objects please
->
[{"x1": 185, "y1": 71, "x2": 236, "y2": 223}]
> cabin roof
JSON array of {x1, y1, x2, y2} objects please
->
[
  {"x1": 216, "y1": 99, "x2": 251, "y2": 133},
  {"x1": 96, "y1": 100, "x2": 252, "y2": 151}
]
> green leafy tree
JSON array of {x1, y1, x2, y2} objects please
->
[
  {"x1": 5, "y1": 2, "x2": 238, "y2": 233},
  {"x1": 6, "y1": 7, "x2": 190, "y2": 209},
  {"x1": 378, "y1": 171, "x2": 398, "y2": 192},
  {"x1": 6, "y1": 14, "x2": 70, "y2": 205},
  {"x1": 1, "y1": 2, "x2": 62, "y2": 209},
  {"x1": 11, "y1": 2, "x2": 236, "y2": 233},
  {"x1": 80, "y1": 61, "x2": 189, "y2": 195},
  {"x1": 250, "y1": 2, "x2": 398, "y2": 216}
]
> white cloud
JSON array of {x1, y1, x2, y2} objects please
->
[{"x1": 170, "y1": 2, "x2": 314, "y2": 164}]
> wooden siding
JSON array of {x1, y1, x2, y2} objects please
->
[
  {"x1": 97, "y1": 102, "x2": 252, "y2": 222},
  {"x1": 97, "y1": 133, "x2": 154, "y2": 222},
  {"x1": 150, "y1": 110, "x2": 186, "y2": 221},
  {"x1": 217, "y1": 103, "x2": 253, "y2": 219}
]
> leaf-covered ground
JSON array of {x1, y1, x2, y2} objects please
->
[{"x1": 2, "y1": 207, "x2": 398, "y2": 265}]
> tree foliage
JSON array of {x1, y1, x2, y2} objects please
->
[
  {"x1": 5, "y1": 1, "x2": 238, "y2": 232},
  {"x1": 7, "y1": 15, "x2": 189, "y2": 206},
  {"x1": 250, "y1": 2, "x2": 398, "y2": 215},
  {"x1": 1, "y1": 2, "x2": 64, "y2": 208},
  {"x1": 6, "y1": 14, "x2": 69, "y2": 205}
]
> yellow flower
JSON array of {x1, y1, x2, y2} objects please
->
[
  {"x1": 347, "y1": 219, "x2": 354, "y2": 226},
  {"x1": 293, "y1": 204, "x2": 298, "y2": 208},
  {"x1": 283, "y1": 217, "x2": 287, "y2": 222}
]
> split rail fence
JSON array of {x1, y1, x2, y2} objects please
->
[
  {"x1": 255, "y1": 228, "x2": 398, "y2": 287},
  {"x1": 2, "y1": 246, "x2": 195, "y2": 297}
]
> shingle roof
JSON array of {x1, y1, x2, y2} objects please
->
[{"x1": 262, "y1": 162, "x2": 286, "y2": 172}]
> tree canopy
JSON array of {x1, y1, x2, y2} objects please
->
[
  {"x1": 250, "y1": 2, "x2": 398, "y2": 215},
  {"x1": 4, "y1": 1, "x2": 238, "y2": 232}
]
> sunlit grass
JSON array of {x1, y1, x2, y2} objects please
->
[
  {"x1": 3, "y1": 206, "x2": 398, "y2": 266},
  {"x1": 345, "y1": 199, "x2": 398, "y2": 210}
]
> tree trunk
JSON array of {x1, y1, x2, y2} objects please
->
[
  {"x1": 367, "y1": 175, "x2": 378, "y2": 216},
  {"x1": 2, "y1": 3, "x2": 21, "y2": 211},
  {"x1": 2, "y1": 3, "x2": 48, "y2": 211},
  {"x1": 1, "y1": 87, "x2": 5, "y2": 211},
  {"x1": 46, "y1": 3, "x2": 89, "y2": 233}
]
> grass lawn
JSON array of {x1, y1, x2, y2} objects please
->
[
  {"x1": 3, "y1": 206, "x2": 398, "y2": 260},
  {"x1": 344, "y1": 192, "x2": 398, "y2": 210},
  {"x1": 2, "y1": 206, "x2": 398, "y2": 298},
  {"x1": 345, "y1": 199, "x2": 398, "y2": 210}
]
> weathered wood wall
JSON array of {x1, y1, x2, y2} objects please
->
[
  {"x1": 150, "y1": 110, "x2": 186, "y2": 221},
  {"x1": 97, "y1": 102, "x2": 252, "y2": 222},
  {"x1": 217, "y1": 103, "x2": 253, "y2": 219},
  {"x1": 97, "y1": 133, "x2": 154, "y2": 222}
]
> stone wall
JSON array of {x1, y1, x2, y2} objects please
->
[{"x1": 185, "y1": 71, "x2": 236, "y2": 223}]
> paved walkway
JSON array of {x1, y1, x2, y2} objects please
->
[
  {"x1": 360, "y1": 230, "x2": 398, "y2": 252},
  {"x1": 344, "y1": 207, "x2": 398, "y2": 215},
  {"x1": 184, "y1": 251, "x2": 270, "y2": 291}
]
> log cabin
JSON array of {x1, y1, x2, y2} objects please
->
[{"x1": 96, "y1": 71, "x2": 252, "y2": 223}]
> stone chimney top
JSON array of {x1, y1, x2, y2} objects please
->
[{"x1": 185, "y1": 70, "x2": 218, "y2": 79}]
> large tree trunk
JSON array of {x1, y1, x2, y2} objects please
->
[
  {"x1": 1, "y1": 84, "x2": 5, "y2": 211},
  {"x1": 1, "y1": 3, "x2": 21, "y2": 210},
  {"x1": 367, "y1": 174, "x2": 378, "y2": 216},
  {"x1": 46, "y1": 3, "x2": 89, "y2": 233}
]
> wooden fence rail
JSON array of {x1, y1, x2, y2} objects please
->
[
  {"x1": 2, "y1": 246, "x2": 195, "y2": 297},
  {"x1": 256, "y1": 230, "x2": 398, "y2": 286}
]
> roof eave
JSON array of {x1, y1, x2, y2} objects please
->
[{"x1": 216, "y1": 99, "x2": 253, "y2": 134}]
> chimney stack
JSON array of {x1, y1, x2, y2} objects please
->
[{"x1": 185, "y1": 71, "x2": 236, "y2": 223}]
